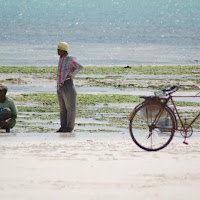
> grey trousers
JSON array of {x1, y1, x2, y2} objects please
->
[{"x1": 57, "y1": 79, "x2": 77, "y2": 131}]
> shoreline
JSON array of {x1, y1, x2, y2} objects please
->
[{"x1": 1, "y1": 65, "x2": 200, "y2": 134}]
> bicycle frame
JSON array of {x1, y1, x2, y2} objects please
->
[
  {"x1": 166, "y1": 92, "x2": 200, "y2": 144},
  {"x1": 129, "y1": 86, "x2": 200, "y2": 150}
]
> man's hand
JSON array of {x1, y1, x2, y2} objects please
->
[
  {"x1": 2, "y1": 119, "x2": 10, "y2": 127},
  {"x1": 2, "y1": 117, "x2": 14, "y2": 127},
  {"x1": 66, "y1": 72, "x2": 72, "y2": 79}
]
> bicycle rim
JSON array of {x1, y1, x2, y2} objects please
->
[{"x1": 129, "y1": 103, "x2": 175, "y2": 151}]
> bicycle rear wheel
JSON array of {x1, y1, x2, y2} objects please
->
[{"x1": 129, "y1": 102, "x2": 176, "y2": 151}]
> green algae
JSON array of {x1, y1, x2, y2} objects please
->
[{"x1": 1, "y1": 65, "x2": 200, "y2": 75}]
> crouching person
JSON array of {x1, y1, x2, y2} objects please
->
[{"x1": 0, "y1": 85, "x2": 17, "y2": 133}]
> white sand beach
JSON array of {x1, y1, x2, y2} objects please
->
[{"x1": 1, "y1": 132, "x2": 200, "y2": 200}]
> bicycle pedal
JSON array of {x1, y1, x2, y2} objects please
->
[{"x1": 183, "y1": 141, "x2": 188, "y2": 145}]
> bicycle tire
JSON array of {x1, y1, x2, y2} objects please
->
[{"x1": 129, "y1": 102, "x2": 176, "y2": 151}]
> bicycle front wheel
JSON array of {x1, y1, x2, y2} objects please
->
[{"x1": 129, "y1": 102, "x2": 176, "y2": 151}]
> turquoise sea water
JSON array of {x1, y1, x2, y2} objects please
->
[{"x1": 0, "y1": 0, "x2": 199, "y2": 66}]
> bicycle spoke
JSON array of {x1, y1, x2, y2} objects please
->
[{"x1": 129, "y1": 103, "x2": 175, "y2": 151}]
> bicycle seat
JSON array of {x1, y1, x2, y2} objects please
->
[{"x1": 162, "y1": 85, "x2": 179, "y2": 93}]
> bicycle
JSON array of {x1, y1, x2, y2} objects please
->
[{"x1": 129, "y1": 85, "x2": 200, "y2": 151}]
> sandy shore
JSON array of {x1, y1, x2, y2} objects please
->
[{"x1": 1, "y1": 132, "x2": 200, "y2": 200}]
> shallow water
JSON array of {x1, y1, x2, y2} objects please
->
[
  {"x1": 7, "y1": 82, "x2": 200, "y2": 103},
  {"x1": 78, "y1": 74, "x2": 200, "y2": 80},
  {"x1": 1, "y1": 1, "x2": 200, "y2": 66},
  {"x1": 7, "y1": 82, "x2": 153, "y2": 95}
]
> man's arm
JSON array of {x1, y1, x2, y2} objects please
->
[
  {"x1": 3, "y1": 115, "x2": 17, "y2": 127},
  {"x1": 66, "y1": 57, "x2": 83, "y2": 79}
]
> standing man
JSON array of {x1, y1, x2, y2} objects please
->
[
  {"x1": 56, "y1": 42, "x2": 83, "y2": 133},
  {"x1": 0, "y1": 84, "x2": 17, "y2": 133}
]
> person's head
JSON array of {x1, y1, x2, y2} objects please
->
[
  {"x1": 57, "y1": 42, "x2": 69, "y2": 57},
  {"x1": 0, "y1": 85, "x2": 8, "y2": 99}
]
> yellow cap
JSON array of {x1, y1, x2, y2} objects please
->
[{"x1": 57, "y1": 42, "x2": 69, "y2": 52}]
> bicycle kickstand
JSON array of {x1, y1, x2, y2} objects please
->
[{"x1": 183, "y1": 137, "x2": 188, "y2": 145}]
